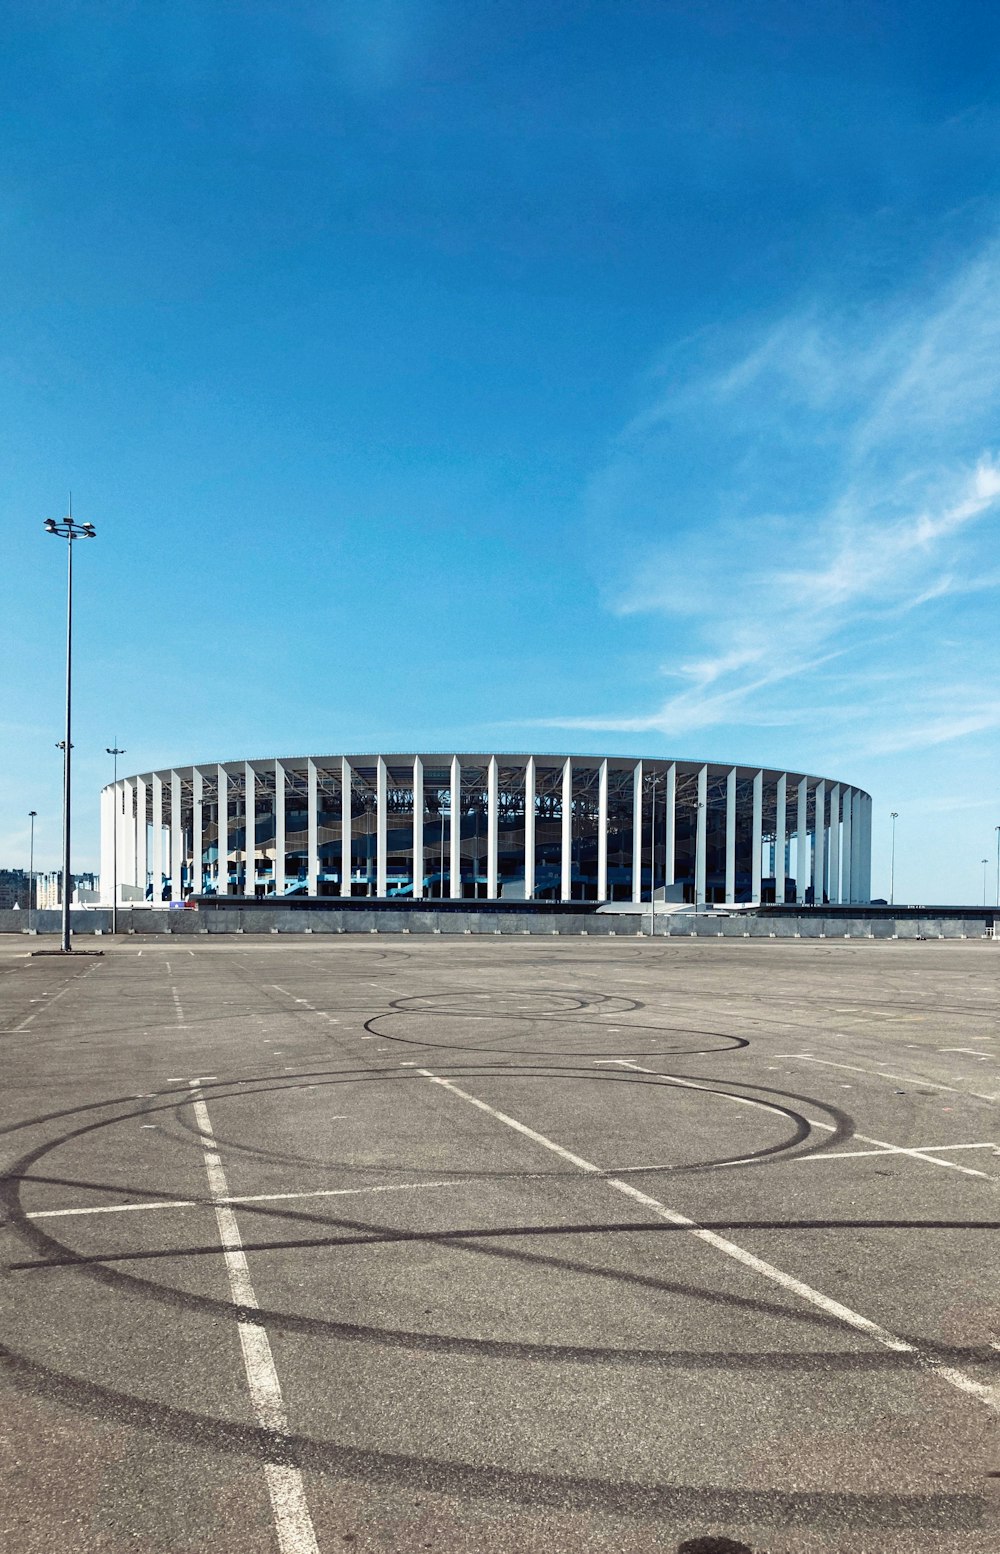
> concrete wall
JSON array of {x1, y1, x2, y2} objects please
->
[{"x1": 1, "y1": 908, "x2": 994, "y2": 939}]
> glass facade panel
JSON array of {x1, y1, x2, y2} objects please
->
[
  {"x1": 497, "y1": 766, "x2": 526, "y2": 897},
  {"x1": 533, "y1": 765, "x2": 563, "y2": 899},
  {"x1": 606, "y1": 767, "x2": 634, "y2": 901},
  {"x1": 458, "y1": 766, "x2": 488, "y2": 899},
  {"x1": 673, "y1": 770, "x2": 699, "y2": 902},
  {"x1": 316, "y1": 765, "x2": 341, "y2": 897},
  {"x1": 734, "y1": 777, "x2": 755, "y2": 903},
  {"x1": 420, "y1": 768, "x2": 451, "y2": 897},
  {"x1": 387, "y1": 765, "x2": 415, "y2": 897},
  {"x1": 350, "y1": 766, "x2": 378, "y2": 896},
  {"x1": 285, "y1": 766, "x2": 309, "y2": 897},
  {"x1": 704, "y1": 772, "x2": 727, "y2": 904},
  {"x1": 250, "y1": 767, "x2": 275, "y2": 899},
  {"x1": 570, "y1": 764, "x2": 600, "y2": 900}
]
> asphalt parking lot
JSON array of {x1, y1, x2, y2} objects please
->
[{"x1": 0, "y1": 933, "x2": 997, "y2": 1554}]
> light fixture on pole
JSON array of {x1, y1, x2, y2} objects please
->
[
  {"x1": 649, "y1": 772, "x2": 656, "y2": 937},
  {"x1": 982, "y1": 858, "x2": 990, "y2": 908},
  {"x1": 45, "y1": 505, "x2": 96, "y2": 953},
  {"x1": 889, "y1": 811, "x2": 898, "y2": 906},
  {"x1": 106, "y1": 743, "x2": 126, "y2": 935},
  {"x1": 27, "y1": 810, "x2": 36, "y2": 932}
]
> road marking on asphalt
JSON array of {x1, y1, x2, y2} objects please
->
[
  {"x1": 796, "y1": 1142, "x2": 997, "y2": 1162},
  {"x1": 24, "y1": 1179, "x2": 464, "y2": 1221},
  {"x1": 606, "y1": 1060, "x2": 996, "y2": 1180},
  {"x1": 418, "y1": 1066, "x2": 999, "y2": 1414},
  {"x1": 772, "y1": 1054, "x2": 1000, "y2": 1103},
  {"x1": 6, "y1": 973, "x2": 90, "y2": 1034},
  {"x1": 187, "y1": 1079, "x2": 319, "y2": 1554}
]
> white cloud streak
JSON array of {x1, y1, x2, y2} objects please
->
[{"x1": 557, "y1": 235, "x2": 1000, "y2": 752}]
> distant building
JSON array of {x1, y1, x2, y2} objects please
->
[
  {"x1": 0, "y1": 869, "x2": 33, "y2": 910},
  {"x1": 101, "y1": 753, "x2": 873, "y2": 907},
  {"x1": 34, "y1": 871, "x2": 101, "y2": 909}
]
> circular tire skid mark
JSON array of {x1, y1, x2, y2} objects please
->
[
  {"x1": 1, "y1": 1082, "x2": 976, "y2": 1533},
  {"x1": 364, "y1": 986, "x2": 750, "y2": 1059},
  {"x1": 163, "y1": 1065, "x2": 850, "y2": 1179}
]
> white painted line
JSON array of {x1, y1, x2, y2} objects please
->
[
  {"x1": 774, "y1": 1053, "x2": 999, "y2": 1103},
  {"x1": 188, "y1": 1081, "x2": 319, "y2": 1554},
  {"x1": 418, "y1": 1071, "x2": 600, "y2": 1174},
  {"x1": 420, "y1": 1068, "x2": 999, "y2": 1414},
  {"x1": 606, "y1": 1060, "x2": 996, "y2": 1180},
  {"x1": 25, "y1": 1178, "x2": 463, "y2": 1221},
  {"x1": 796, "y1": 1142, "x2": 997, "y2": 1162},
  {"x1": 7, "y1": 973, "x2": 91, "y2": 1034}
]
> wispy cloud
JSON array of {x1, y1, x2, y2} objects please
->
[{"x1": 558, "y1": 234, "x2": 1000, "y2": 751}]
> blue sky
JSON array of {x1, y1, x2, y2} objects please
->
[{"x1": 2, "y1": 0, "x2": 999, "y2": 903}]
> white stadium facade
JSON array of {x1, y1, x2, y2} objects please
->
[{"x1": 100, "y1": 753, "x2": 872, "y2": 909}]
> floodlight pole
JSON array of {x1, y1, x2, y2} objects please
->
[
  {"x1": 45, "y1": 508, "x2": 96, "y2": 953},
  {"x1": 889, "y1": 811, "x2": 898, "y2": 906},
  {"x1": 27, "y1": 810, "x2": 36, "y2": 931},
  {"x1": 983, "y1": 858, "x2": 990, "y2": 909},
  {"x1": 649, "y1": 773, "x2": 656, "y2": 937},
  {"x1": 106, "y1": 742, "x2": 126, "y2": 934}
]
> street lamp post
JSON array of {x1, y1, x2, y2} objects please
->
[
  {"x1": 45, "y1": 507, "x2": 96, "y2": 954},
  {"x1": 889, "y1": 811, "x2": 898, "y2": 906},
  {"x1": 982, "y1": 858, "x2": 990, "y2": 909},
  {"x1": 648, "y1": 775, "x2": 655, "y2": 936},
  {"x1": 106, "y1": 743, "x2": 126, "y2": 935},
  {"x1": 27, "y1": 810, "x2": 36, "y2": 932}
]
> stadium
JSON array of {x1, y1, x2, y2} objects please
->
[{"x1": 99, "y1": 753, "x2": 872, "y2": 908}]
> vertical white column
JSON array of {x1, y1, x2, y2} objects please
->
[
  {"x1": 216, "y1": 766, "x2": 228, "y2": 895},
  {"x1": 812, "y1": 780, "x2": 826, "y2": 907},
  {"x1": 170, "y1": 771, "x2": 183, "y2": 903},
  {"x1": 524, "y1": 756, "x2": 536, "y2": 900},
  {"x1": 485, "y1": 755, "x2": 499, "y2": 899},
  {"x1": 828, "y1": 784, "x2": 841, "y2": 903},
  {"x1": 122, "y1": 784, "x2": 132, "y2": 902},
  {"x1": 695, "y1": 765, "x2": 708, "y2": 905},
  {"x1": 560, "y1": 757, "x2": 573, "y2": 901},
  {"x1": 795, "y1": 778, "x2": 809, "y2": 904},
  {"x1": 751, "y1": 770, "x2": 763, "y2": 903},
  {"x1": 450, "y1": 756, "x2": 461, "y2": 898},
  {"x1": 775, "y1": 773, "x2": 787, "y2": 905},
  {"x1": 134, "y1": 777, "x2": 146, "y2": 893},
  {"x1": 273, "y1": 761, "x2": 285, "y2": 898},
  {"x1": 631, "y1": 760, "x2": 643, "y2": 903},
  {"x1": 860, "y1": 794, "x2": 872, "y2": 903},
  {"x1": 193, "y1": 768, "x2": 203, "y2": 898},
  {"x1": 597, "y1": 759, "x2": 608, "y2": 902},
  {"x1": 100, "y1": 786, "x2": 114, "y2": 904},
  {"x1": 725, "y1": 766, "x2": 737, "y2": 905},
  {"x1": 340, "y1": 759, "x2": 352, "y2": 897},
  {"x1": 108, "y1": 783, "x2": 120, "y2": 905},
  {"x1": 375, "y1": 756, "x2": 388, "y2": 897},
  {"x1": 841, "y1": 787, "x2": 853, "y2": 903},
  {"x1": 307, "y1": 759, "x2": 318, "y2": 897},
  {"x1": 665, "y1": 762, "x2": 676, "y2": 886},
  {"x1": 152, "y1": 773, "x2": 163, "y2": 905},
  {"x1": 412, "y1": 757, "x2": 424, "y2": 900},
  {"x1": 243, "y1": 762, "x2": 256, "y2": 897},
  {"x1": 850, "y1": 789, "x2": 863, "y2": 903}
]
